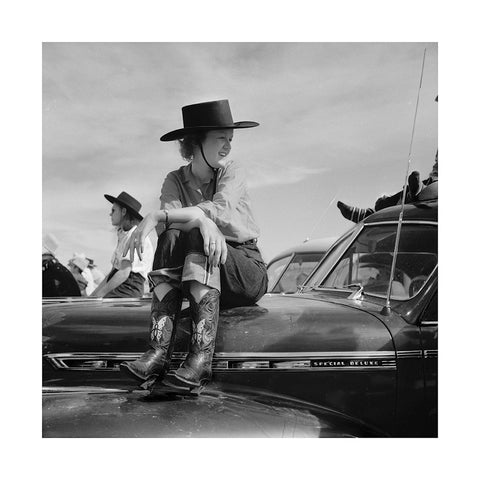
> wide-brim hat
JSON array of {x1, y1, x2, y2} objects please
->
[
  {"x1": 104, "y1": 191, "x2": 143, "y2": 220},
  {"x1": 160, "y1": 99, "x2": 259, "y2": 142},
  {"x1": 69, "y1": 256, "x2": 89, "y2": 272}
]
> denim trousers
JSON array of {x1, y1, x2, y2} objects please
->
[{"x1": 148, "y1": 228, "x2": 268, "y2": 308}]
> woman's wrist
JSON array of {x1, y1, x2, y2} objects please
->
[{"x1": 153, "y1": 210, "x2": 164, "y2": 223}]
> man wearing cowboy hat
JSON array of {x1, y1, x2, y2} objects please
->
[
  {"x1": 91, "y1": 191, "x2": 153, "y2": 298},
  {"x1": 68, "y1": 254, "x2": 90, "y2": 296}
]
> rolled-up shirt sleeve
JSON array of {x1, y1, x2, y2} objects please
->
[
  {"x1": 195, "y1": 161, "x2": 246, "y2": 229},
  {"x1": 160, "y1": 172, "x2": 183, "y2": 210},
  {"x1": 158, "y1": 173, "x2": 183, "y2": 233}
]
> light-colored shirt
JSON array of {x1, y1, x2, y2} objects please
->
[
  {"x1": 159, "y1": 160, "x2": 260, "y2": 243},
  {"x1": 82, "y1": 268, "x2": 96, "y2": 296},
  {"x1": 111, "y1": 225, "x2": 154, "y2": 279},
  {"x1": 88, "y1": 266, "x2": 105, "y2": 286}
]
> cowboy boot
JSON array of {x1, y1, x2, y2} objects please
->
[
  {"x1": 163, "y1": 289, "x2": 220, "y2": 390},
  {"x1": 120, "y1": 288, "x2": 182, "y2": 387}
]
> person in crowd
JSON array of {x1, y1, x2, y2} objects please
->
[
  {"x1": 120, "y1": 99, "x2": 268, "y2": 392},
  {"x1": 68, "y1": 255, "x2": 89, "y2": 296},
  {"x1": 42, "y1": 233, "x2": 81, "y2": 297},
  {"x1": 90, "y1": 191, "x2": 153, "y2": 298},
  {"x1": 337, "y1": 96, "x2": 438, "y2": 224},
  {"x1": 86, "y1": 257, "x2": 105, "y2": 288},
  {"x1": 71, "y1": 252, "x2": 95, "y2": 295},
  {"x1": 337, "y1": 155, "x2": 438, "y2": 223}
]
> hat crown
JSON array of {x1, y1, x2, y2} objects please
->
[
  {"x1": 71, "y1": 256, "x2": 89, "y2": 272},
  {"x1": 115, "y1": 191, "x2": 141, "y2": 212},
  {"x1": 182, "y1": 99, "x2": 233, "y2": 129}
]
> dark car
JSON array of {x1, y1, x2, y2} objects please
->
[
  {"x1": 267, "y1": 237, "x2": 336, "y2": 293},
  {"x1": 43, "y1": 200, "x2": 437, "y2": 437}
]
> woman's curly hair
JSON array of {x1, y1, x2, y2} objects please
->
[{"x1": 178, "y1": 132, "x2": 207, "y2": 161}]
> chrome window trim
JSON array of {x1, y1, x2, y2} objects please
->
[
  {"x1": 305, "y1": 227, "x2": 360, "y2": 287},
  {"x1": 268, "y1": 253, "x2": 294, "y2": 293}
]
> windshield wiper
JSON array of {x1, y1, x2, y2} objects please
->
[{"x1": 300, "y1": 285, "x2": 350, "y2": 293}]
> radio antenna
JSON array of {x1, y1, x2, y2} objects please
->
[
  {"x1": 306, "y1": 188, "x2": 341, "y2": 241},
  {"x1": 384, "y1": 48, "x2": 427, "y2": 312}
]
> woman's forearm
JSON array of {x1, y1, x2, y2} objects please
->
[
  {"x1": 94, "y1": 267, "x2": 131, "y2": 297},
  {"x1": 155, "y1": 206, "x2": 205, "y2": 225}
]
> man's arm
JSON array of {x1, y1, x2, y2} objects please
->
[{"x1": 90, "y1": 261, "x2": 132, "y2": 297}]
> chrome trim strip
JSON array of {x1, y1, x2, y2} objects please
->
[
  {"x1": 213, "y1": 351, "x2": 397, "y2": 358},
  {"x1": 421, "y1": 321, "x2": 438, "y2": 326},
  {"x1": 43, "y1": 386, "x2": 130, "y2": 394},
  {"x1": 44, "y1": 351, "x2": 400, "y2": 372},
  {"x1": 397, "y1": 350, "x2": 423, "y2": 358},
  {"x1": 365, "y1": 220, "x2": 438, "y2": 226},
  {"x1": 45, "y1": 351, "x2": 397, "y2": 360},
  {"x1": 424, "y1": 350, "x2": 438, "y2": 358}
]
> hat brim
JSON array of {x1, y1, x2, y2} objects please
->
[
  {"x1": 160, "y1": 121, "x2": 259, "y2": 142},
  {"x1": 104, "y1": 194, "x2": 143, "y2": 221}
]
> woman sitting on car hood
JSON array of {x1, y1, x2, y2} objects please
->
[{"x1": 121, "y1": 99, "x2": 268, "y2": 392}]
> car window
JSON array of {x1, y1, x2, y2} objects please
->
[
  {"x1": 267, "y1": 256, "x2": 291, "y2": 292},
  {"x1": 307, "y1": 228, "x2": 358, "y2": 287},
  {"x1": 315, "y1": 224, "x2": 437, "y2": 300},
  {"x1": 271, "y1": 253, "x2": 324, "y2": 294}
]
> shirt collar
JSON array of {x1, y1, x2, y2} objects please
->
[
  {"x1": 180, "y1": 162, "x2": 216, "y2": 188},
  {"x1": 117, "y1": 225, "x2": 136, "y2": 237}
]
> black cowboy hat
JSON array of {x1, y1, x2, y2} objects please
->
[
  {"x1": 104, "y1": 191, "x2": 143, "y2": 221},
  {"x1": 160, "y1": 99, "x2": 259, "y2": 142}
]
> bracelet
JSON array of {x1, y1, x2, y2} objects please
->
[{"x1": 163, "y1": 209, "x2": 169, "y2": 228}]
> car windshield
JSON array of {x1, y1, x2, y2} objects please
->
[
  {"x1": 268, "y1": 252, "x2": 325, "y2": 293},
  {"x1": 307, "y1": 223, "x2": 437, "y2": 300}
]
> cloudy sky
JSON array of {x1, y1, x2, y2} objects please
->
[{"x1": 43, "y1": 42, "x2": 437, "y2": 273}]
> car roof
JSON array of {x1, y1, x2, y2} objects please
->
[
  {"x1": 268, "y1": 236, "x2": 337, "y2": 265},
  {"x1": 363, "y1": 200, "x2": 438, "y2": 224}
]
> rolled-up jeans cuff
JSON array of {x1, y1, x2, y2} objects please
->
[
  {"x1": 148, "y1": 266, "x2": 183, "y2": 291},
  {"x1": 182, "y1": 253, "x2": 221, "y2": 292}
]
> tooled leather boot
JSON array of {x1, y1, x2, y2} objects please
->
[
  {"x1": 120, "y1": 288, "x2": 182, "y2": 388},
  {"x1": 163, "y1": 289, "x2": 220, "y2": 390}
]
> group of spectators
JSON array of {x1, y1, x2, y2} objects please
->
[
  {"x1": 42, "y1": 233, "x2": 106, "y2": 298},
  {"x1": 42, "y1": 190, "x2": 154, "y2": 299}
]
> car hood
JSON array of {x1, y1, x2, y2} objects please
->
[
  {"x1": 42, "y1": 383, "x2": 382, "y2": 438},
  {"x1": 43, "y1": 294, "x2": 393, "y2": 355}
]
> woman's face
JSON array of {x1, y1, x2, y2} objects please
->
[
  {"x1": 110, "y1": 203, "x2": 124, "y2": 227},
  {"x1": 199, "y1": 129, "x2": 234, "y2": 168}
]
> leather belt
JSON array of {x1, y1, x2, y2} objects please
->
[{"x1": 227, "y1": 238, "x2": 258, "y2": 248}]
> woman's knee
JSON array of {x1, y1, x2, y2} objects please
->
[
  {"x1": 153, "y1": 229, "x2": 183, "y2": 269},
  {"x1": 158, "y1": 228, "x2": 182, "y2": 247},
  {"x1": 184, "y1": 228, "x2": 204, "y2": 250}
]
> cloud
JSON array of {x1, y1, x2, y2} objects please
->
[
  {"x1": 247, "y1": 165, "x2": 329, "y2": 189},
  {"x1": 42, "y1": 42, "x2": 437, "y2": 270}
]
